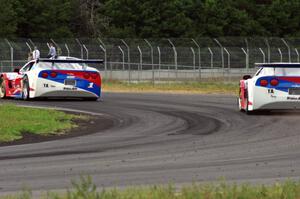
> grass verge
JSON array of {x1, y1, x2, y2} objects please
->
[
  {"x1": 102, "y1": 80, "x2": 238, "y2": 95},
  {"x1": 3, "y1": 177, "x2": 300, "y2": 199},
  {"x1": 0, "y1": 104, "x2": 80, "y2": 142}
]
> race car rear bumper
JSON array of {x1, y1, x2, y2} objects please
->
[
  {"x1": 259, "y1": 101, "x2": 300, "y2": 109},
  {"x1": 254, "y1": 95, "x2": 300, "y2": 110},
  {"x1": 38, "y1": 90, "x2": 99, "y2": 98}
]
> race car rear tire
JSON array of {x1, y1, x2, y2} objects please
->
[
  {"x1": 238, "y1": 97, "x2": 243, "y2": 112},
  {"x1": 22, "y1": 76, "x2": 30, "y2": 100},
  {"x1": 0, "y1": 78, "x2": 6, "y2": 99},
  {"x1": 245, "y1": 93, "x2": 254, "y2": 115},
  {"x1": 83, "y1": 97, "x2": 98, "y2": 101}
]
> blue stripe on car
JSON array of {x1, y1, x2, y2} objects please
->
[
  {"x1": 38, "y1": 71, "x2": 101, "y2": 96},
  {"x1": 255, "y1": 76, "x2": 300, "y2": 93}
]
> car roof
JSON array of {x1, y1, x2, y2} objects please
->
[{"x1": 37, "y1": 57, "x2": 103, "y2": 64}]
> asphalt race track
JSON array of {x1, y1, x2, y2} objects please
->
[{"x1": 1, "y1": 93, "x2": 300, "y2": 193}]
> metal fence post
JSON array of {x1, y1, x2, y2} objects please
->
[
  {"x1": 244, "y1": 39, "x2": 249, "y2": 68},
  {"x1": 25, "y1": 42, "x2": 32, "y2": 53},
  {"x1": 28, "y1": 39, "x2": 35, "y2": 47},
  {"x1": 281, "y1": 38, "x2": 291, "y2": 63},
  {"x1": 192, "y1": 39, "x2": 201, "y2": 68},
  {"x1": 190, "y1": 47, "x2": 196, "y2": 80},
  {"x1": 137, "y1": 46, "x2": 142, "y2": 82},
  {"x1": 144, "y1": 39, "x2": 154, "y2": 83},
  {"x1": 278, "y1": 48, "x2": 283, "y2": 62},
  {"x1": 295, "y1": 48, "x2": 299, "y2": 63},
  {"x1": 118, "y1": 46, "x2": 125, "y2": 70},
  {"x1": 99, "y1": 44, "x2": 108, "y2": 78},
  {"x1": 241, "y1": 48, "x2": 249, "y2": 69},
  {"x1": 214, "y1": 38, "x2": 224, "y2": 68},
  {"x1": 5, "y1": 39, "x2": 14, "y2": 69},
  {"x1": 98, "y1": 38, "x2": 108, "y2": 76},
  {"x1": 75, "y1": 38, "x2": 83, "y2": 59},
  {"x1": 208, "y1": 47, "x2": 213, "y2": 68},
  {"x1": 65, "y1": 44, "x2": 70, "y2": 57},
  {"x1": 157, "y1": 46, "x2": 161, "y2": 81},
  {"x1": 192, "y1": 39, "x2": 201, "y2": 80},
  {"x1": 259, "y1": 48, "x2": 266, "y2": 63},
  {"x1": 264, "y1": 38, "x2": 271, "y2": 62},
  {"x1": 121, "y1": 39, "x2": 130, "y2": 83},
  {"x1": 224, "y1": 47, "x2": 231, "y2": 81},
  {"x1": 168, "y1": 39, "x2": 177, "y2": 81},
  {"x1": 224, "y1": 47, "x2": 230, "y2": 69},
  {"x1": 82, "y1": 44, "x2": 89, "y2": 59}
]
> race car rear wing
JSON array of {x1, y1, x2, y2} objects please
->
[
  {"x1": 255, "y1": 63, "x2": 300, "y2": 68},
  {"x1": 37, "y1": 58, "x2": 104, "y2": 64}
]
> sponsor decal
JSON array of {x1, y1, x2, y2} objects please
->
[
  {"x1": 63, "y1": 87, "x2": 77, "y2": 91},
  {"x1": 66, "y1": 76, "x2": 75, "y2": 79},
  {"x1": 88, "y1": 82, "x2": 94, "y2": 88}
]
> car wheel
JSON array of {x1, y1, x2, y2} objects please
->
[
  {"x1": 245, "y1": 93, "x2": 254, "y2": 115},
  {"x1": 0, "y1": 78, "x2": 6, "y2": 99},
  {"x1": 83, "y1": 97, "x2": 99, "y2": 101},
  {"x1": 22, "y1": 76, "x2": 30, "y2": 100},
  {"x1": 238, "y1": 97, "x2": 243, "y2": 112}
]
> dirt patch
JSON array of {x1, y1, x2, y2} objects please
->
[{"x1": 0, "y1": 112, "x2": 115, "y2": 147}]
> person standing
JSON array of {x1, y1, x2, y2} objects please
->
[
  {"x1": 32, "y1": 46, "x2": 40, "y2": 59},
  {"x1": 47, "y1": 43, "x2": 56, "y2": 58}
]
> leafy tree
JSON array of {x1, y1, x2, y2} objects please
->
[
  {"x1": 17, "y1": 0, "x2": 73, "y2": 38},
  {"x1": 258, "y1": 0, "x2": 300, "y2": 37},
  {"x1": 0, "y1": 0, "x2": 300, "y2": 38},
  {"x1": 0, "y1": 0, "x2": 19, "y2": 37},
  {"x1": 103, "y1": 0, "x2": 193, "y2": 38}
]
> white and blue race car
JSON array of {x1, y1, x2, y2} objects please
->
[
  {"x1": 239, "y1": 63, "x2": 300, "y2": 113},
  {"x1": 0, "y1": 57, "x2": 103, "y2": 100}
]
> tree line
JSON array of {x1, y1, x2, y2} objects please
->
[{"x1": 0, "y1": 0, "x2": 299, "y2": 39}]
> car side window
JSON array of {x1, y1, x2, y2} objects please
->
[
  {"x1": 20, "y1": 62, "x2": 35, "y2": 73},
  {"x1": 255, "y1": 68, "x2": 263, "y2": 76}
]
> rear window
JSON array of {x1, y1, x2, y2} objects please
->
[
  {"x1": 36, "y1": 62, "x2": 88, "y2": 70},
  {"x1": 259, "y1": 67, "x2": 300, "y2": 76}
]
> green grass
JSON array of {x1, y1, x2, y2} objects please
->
[
  {"x1": 2, "y1": 177, "x2": 300, "y2": 199},
  {"x1": 103, "y1": 80, "x2": 238, "y2": 95},
  {"x1": 0, "y1": 104, "x2": 79, "y2": 142}
]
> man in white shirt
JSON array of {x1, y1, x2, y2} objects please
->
[
  {"x1": 32, "y1": 46, "x2": 40, "y2": 59},
  {"x1": 47, "y1": 43, "x2": 56, "y2": 58}
]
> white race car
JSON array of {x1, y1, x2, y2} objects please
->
[
  {"x1": 0, "y1": 57, "x2": 103, "y2": 100},
  {"x1": 239, "y1": 63, "x2": 300, "y2": 113}
]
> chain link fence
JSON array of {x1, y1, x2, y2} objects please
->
[{"x1": 1, "y1": 37, "x2": 299, "y2": 82}]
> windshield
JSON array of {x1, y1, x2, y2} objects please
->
[
  {"x1": 36, "y1": 62, "x2": 89, "y2": 70},
  {"x1": 259, "y1": 67, "x2": 300, "y2": 76}
]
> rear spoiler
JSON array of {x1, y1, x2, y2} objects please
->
[
  {"x1": 37, "y1": 58, "x2": 103, "y2": 64},
  {"x1": 255, "y1": 63, "x2": 300, "y2": 68}
]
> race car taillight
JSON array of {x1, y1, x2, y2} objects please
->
[
  {"x1": 91, "y1": 73, "x2": 98, "y2": 79},
  {"x1": 41, "y1": 72, "x2": 48, "y2": 78},
  {"x1": 270, "y1": 79, "x2": 279, "y2": 86},
  {"x1": 83, "y1": 72, "x2": 90, "y2": 79},
  {"x1": 260, "y1": 79, "x2": 268, "y2": 87},
  {"x1": 50, "y1": 72, "x2": 57, "y2": 78}
]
